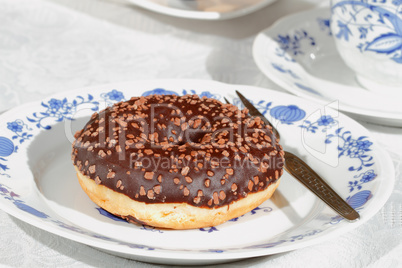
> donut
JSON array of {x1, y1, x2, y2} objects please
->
[{"x1": 71, "y1": 94, "x2": 284, "y2": 229}]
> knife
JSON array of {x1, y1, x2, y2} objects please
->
[{"x1": 234, "y1": 91, "x2": 360, "y2": 222}]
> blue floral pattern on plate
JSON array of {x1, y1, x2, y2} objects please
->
[
  {"x1": 268, "y1": 27, "x2": 323, "y2": 96},
  {"x1": 27, "y1": 95, "x2": 99, "y2": 130},
  {"x1": 100, "y1": 89, "x2": 126, "y2": 105},
  {"x1": 300, "y1": 115, "x2": 338, "y2": 133},
  {"x1": 326, "y1": 128, "x2": 374, "y2": 172},
  {"x1": 274, "y1": 30, "x2": 316, "y2": 60},
  {"x1": 232, "y1": 97, "x2": 307, "y2": 125},
  {"x1": 142, "y1": 88, "x2": 221, "y2": 100},
  {"x1": 0, "y1": 137, "x2": 18, "y2": 176},
  {"x1": 0, "y1": 183, "x2": 49, "y2": 219},
  {"x1": 270, "y1": 105, "x2": 306, "y2": 124},
  {"x1": 317, "y1": 18, "x2": 332, "y2": 36},
  {"x1": 348, "y1": 169, "x2": 377, "y2": 193},
  {"x1": 298, "y1": 114, "x2": 377, "y2": 225}
]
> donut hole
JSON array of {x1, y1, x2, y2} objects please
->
[{"x1": 182, "y1": 130, "x2": 211, "y2": 146}]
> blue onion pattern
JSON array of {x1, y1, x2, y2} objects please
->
[
  {"x1": 294, "y1": 82, "x2": 321, "y2": 96},
  {"x1": 0, "y1": 137, "x2": 16, "y2": 174},
  {"x1": 142, "y1": 88, "x2": 221, "y2": 100},
  {"x1": 0, "y1": 183, "x2": 49, "y2": 219},
  {"x1": 274, "y1": 30, "x2": 316, "y2": 61},
  {"x1": 347, "y1": 190, "x2": 372, "y2": 209},
  {"x1": 271, "y1": 63, "x2": 300, "y2": 79},
  {"x1": 232, "y1": 98, "x2": 273, "y2": 116},
  {"x1": 96, "y1": 207, "x2": 126, "y2": 222},
  {"x1": 300, "y1": 115, "x2": 338, "y2": 133},
  {"x1": 229, "y1": 206, "x2": 272, "y2": 222},
  {"x1": 0, "y1": 137, "x2": 14, "y2": 157},
  {"x1": 182, "y1": 89, "x2": 220, "y2": 100},
  {"x1": 100, "y1": 89, "x2": 126, "y2": 106},
  {"x1": 13, "y1": 201, "x2": 49, "y2": 219},
  {"x1": 7, "y1": 120, "x2": 33, "y2": 144},
  {"x1": 331, "y1": 1, "x2": 402, "y2": 63},
  {"x1": 199, "y1": 226, "x2": 219, "y2": 233},
  {"x1": 27, "y1": 95, "x2": 99, "y2": 130},
  {"x1": 140, "y1": 225, "x2": 164, "y2": 233},
  {"x1": 317, "y1": 18, "x2": 332, "y2": 36},
  {"x1": 142, "y1": 88, "x2": 179, "y2": 96},
  {"x1": 270, "y1": 105, "x2": 306, "y2": 124},
  {"x1": 246, "y1": 230, "x2": 322, "y2": 249},
  {"x1": 7, "y1": 121, "x2": 23, "y2": 133},
  {"x1": 326, "y1": 128, "x2": 374, "y2": 172},
  {"x1": 103, "y1": 89, "x2": 125, "y2": 101},
  {"x1": 348, "y1": 169, "x2": 377, "y2": 193}
]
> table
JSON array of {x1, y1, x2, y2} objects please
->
[{"x1": 0, "y1": 0, "x2": 401, "y2": 266}]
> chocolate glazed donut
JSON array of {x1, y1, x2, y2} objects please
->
[{"x1": 72, "y1": 94, "x2": 284, "y2": 229}]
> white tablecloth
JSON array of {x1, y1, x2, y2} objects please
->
[{"x1": 0, "y1": 0, "x2": 401, "y2": 266}]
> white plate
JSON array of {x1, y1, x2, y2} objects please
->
[
  {"x1": 253, "y1": 8, "x2": 402, "y2": 127},
  {"x1": 0, "y1": 79, "x2": 394, "y2": 265},
  {"x1": 127, "y1": 0, "x2": 276, "y2": 20}
]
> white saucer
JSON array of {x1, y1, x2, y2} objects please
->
[
  {"x1": 253, "y1": 8, "x2": 402, "y2": 127},
  {"x1": 127, "y1": 0, "x2": 277, "y2": 20}
]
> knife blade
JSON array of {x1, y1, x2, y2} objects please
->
[{"x1": 235, "y1": 91, "x2": 280, "y2": 140}]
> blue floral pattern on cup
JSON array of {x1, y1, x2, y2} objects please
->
[{"x1": 331, "y1": 0, "x2": 402, "y2": 63}]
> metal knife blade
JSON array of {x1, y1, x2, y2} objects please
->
[{"x1": 235, "y1": 90, "x2": 280, "y2": 140}]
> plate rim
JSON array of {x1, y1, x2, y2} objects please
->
[
  {"x1": 126, "y1": 0, "x2": 277, "y2": 20},
  {"x1": 0, "y1": 79, "x2": 395, "y2": 263}
]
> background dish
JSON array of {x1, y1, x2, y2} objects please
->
[
  {"x1": 253, "y1": 8, "x2": 402, "y2": 127},
  {"x1": 126, "y1": 0, "x2": 277, "y2": 20},
  {"x1": 0, "y1": 79, "x2": 394, "y2": 265}
]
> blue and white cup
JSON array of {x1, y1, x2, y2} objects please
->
[{"x1": 330, "y1": 0, "x2": 402, "y2": 95}]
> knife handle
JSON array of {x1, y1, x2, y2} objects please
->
[{"x1": 283, "y1": 151, "x2": 360, "y2": 222}]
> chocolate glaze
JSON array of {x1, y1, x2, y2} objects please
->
[{"x1": 72, "y1": 94, "x2": 284, "y2": 208}]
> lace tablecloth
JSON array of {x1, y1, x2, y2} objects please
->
[{"x1": 0, "y1": 0, "x2": 401, "y2": 266}]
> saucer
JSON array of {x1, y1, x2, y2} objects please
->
[
  {"x1": 253, "y1": 8, "x2": 402, "y2": 127},
  {"x1": 127, "y1": 0, "x2": 277, "y2": 20}
]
